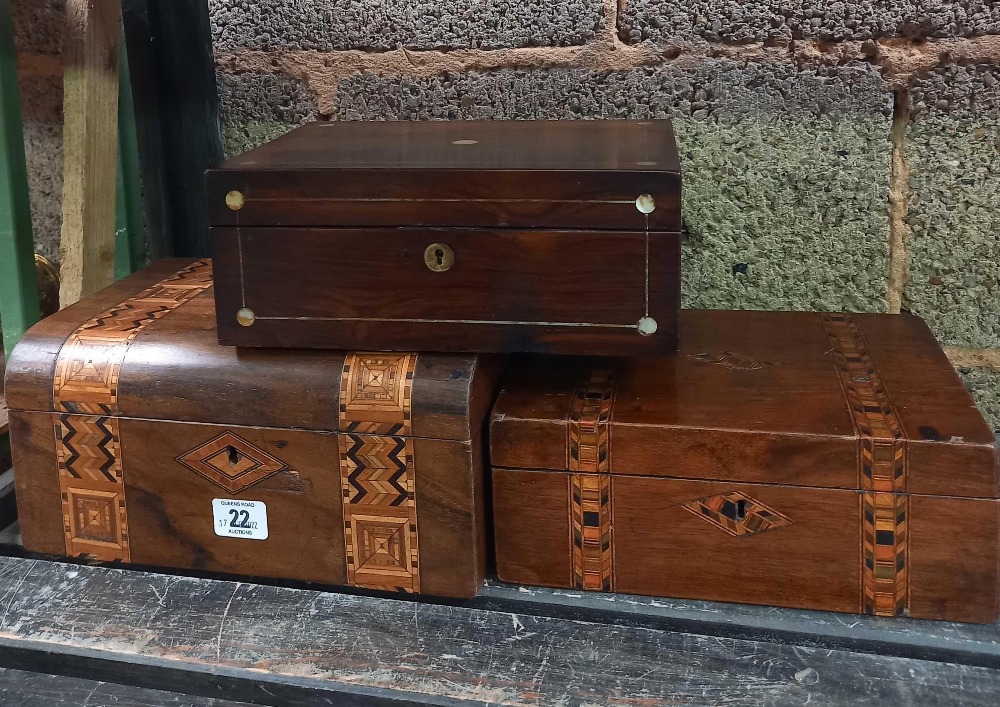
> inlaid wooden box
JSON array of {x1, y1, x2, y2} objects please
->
[
  {"x1": 5, "y1": 260, "x2": 503, "y2": 598},
  {"x1": 206, "y1": 119, "x2": 681, "y2": 356},
  {"x1": 490, "y1": 310, "x2": 1000, "y2": 622}
]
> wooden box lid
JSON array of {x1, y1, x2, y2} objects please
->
[
  {"x1": 5, "y1": 259, "x2": 501, "y2": 442},
  {"x1": 490, "y1": 310, "x2": 999, "y2": 499},
  {"x1": 205, "y1": 120, "x2": 681, "y2": 231}
]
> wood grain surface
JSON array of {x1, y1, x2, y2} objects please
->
[
  {"x1": 206, "y1": 120, "x2": 681, "y2": 231},
  {"x1": 207, "y1": 119, "x2": 681, "y2": 355},
  {"x1": 491, "y1": 310, "x2": 998, "y2": 494},
  {"x1": 7, "y1": 260, "x2": 501, "y2": 598},
  {"x1": 212, "y1": 226, "x2": 680, "y2": 355},
  {"x1": 0, "y1": 557, "x2": 998, "y2": 706},
  {"x1": 491, "y1": 309, "x2": 1000, "y2": 622}
]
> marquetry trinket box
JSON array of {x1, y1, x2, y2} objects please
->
[
  {"x1": 5, "y1": 260, "x2": 502, "y2": 598},
  {"x1": 206, "y1": 119, "x2": 681, "y2": 356},
  {"x1": 490, "y1": 310, "x2": 1000, "y2": 622}
]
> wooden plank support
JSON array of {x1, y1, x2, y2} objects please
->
[
  {"x1": 0, "y1": 557, "x2": 998, "y2": 706},
  {"x1": 114, "y1": 22, "x2": 146, "y2": 280},
  {"x1": 0, "y1": 0, "x2": 41, "y2": 359},
  {"x1": 58, "y1": 0, "x2": 121, "y2": 307}
]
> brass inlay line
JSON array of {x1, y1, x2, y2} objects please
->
[
  {"x1": 237, "y1": 197, "x2": 642, "y2": 205},
  {"x1": 255, "y1": 316, "x2": 640, "y2": 329}
]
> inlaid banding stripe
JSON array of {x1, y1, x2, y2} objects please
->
[
  {"x1": 822, "y1": 313, "x2": 908, "y2": 617},
  {"x1": 339, "y1": 353, "x2": 420, "y2": 593},
  {"x1": 567, "y1": 369, "x2": 617, "y2": 591},
  {"x1": 51, "y1": 260, "x2": 213, "y2": 562}
]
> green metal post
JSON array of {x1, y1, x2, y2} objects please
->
[
  {"x1": 0, "y1": 0, "x2": 41, "y2": 358},
  {"x1": 115, "y1": 23, "x2": 146, "y2": 279}
]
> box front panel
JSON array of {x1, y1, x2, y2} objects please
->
[
  {"x1": 611, "y1": 476, "x2": 861, "y2": 613},
  {"x1": 213, "y1": 227, "x2": 680, "y2": 356},
  {"x1": 122, "y1": 420, "x2": 347, "y2": 585},
  {"x1": 17, "y1": 412, "x2": 484, "y2": 599},
  {"x1": 493, "y1": 468, "x2": 863, "y2": 614}
]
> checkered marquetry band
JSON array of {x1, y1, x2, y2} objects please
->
[
  {"x1": 822, "y1": 313, "x2": 908, "y2": 617},
  {"x1": 51, "y1": 261, "x2": 214, "y2": 561},
  {"x1": 567, "y1": 370, "x2": 617, "y2": 591},
  {"x1": 338, "y1": 353, "x2": 421, "y2": 593}
]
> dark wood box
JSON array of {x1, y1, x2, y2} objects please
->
[
  {"x1": 5, "y1": 260, "x2": 503, "y2": 598},
  {"x1": 490, "y1": 310, "x2": 1000, "y2": 622},
  {"x1": 206, "y1": 120, "x2": 681, "y2": 356}
]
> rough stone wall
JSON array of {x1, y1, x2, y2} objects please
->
[{"x1": 7, "y1": 1, "x2": 998, "y2": 429}]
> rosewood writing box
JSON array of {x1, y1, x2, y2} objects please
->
[
  {"x1": 5, "y1": 260, "x2": 503, "y2": 598},
  {"x1": 490, "y1": 310, "x2": 1000, "y2": 622},
  {"x1": 206, "y1": 119, "x2": 681, "y2": 356}
]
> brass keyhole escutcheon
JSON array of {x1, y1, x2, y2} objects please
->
[{"x1": 424, "y1": 243, "x2": 454, "y2": 272}]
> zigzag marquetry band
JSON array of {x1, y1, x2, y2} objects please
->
[
  {"x1": 822, "y1": 313, "x2": 908, "y2": 617},
  {"x1": 338, "y1": 352, "x2": 420, "y2": 593},
  {"x1": 567, "y1": 369, "x2": 616, "y2": 591},
  {"x1": 51, "y1": 260, "x2": 214, "y2": 561}
]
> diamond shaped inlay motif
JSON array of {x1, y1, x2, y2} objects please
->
[
  {"x1": 682, "y1": 491, "x2": 793, "y2": 537},
  {"x1": 176, "y1": 431, "x2": 287, "y2": 493}
]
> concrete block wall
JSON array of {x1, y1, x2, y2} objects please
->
[{"x1": 8, "y1": 1, "x2": 999, "y2": 429}]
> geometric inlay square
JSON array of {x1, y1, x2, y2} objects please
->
[
  {"x1": 348, "y1": 514, "x2": 415, "y2": 584},
  {"x1": 351, "y1": 356, "x2": 407, "y2": 405},
  {"x1": 339, "y1": 353, "x2": 417, "y2": 435},
  {"x1": 357, "y1": 520, "x2": 408, "y2": 570},
  {"x1": 176, "y1": 431, "x2": 287, "y2": 493},
  {"x1": 682, "y1": 491, "x2": 793, "y2": 538},
  {"x1": 68, "y1": 488, "x2": 121, "y2": 545}
]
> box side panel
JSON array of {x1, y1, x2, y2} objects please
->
[
  {"x1": 909, "y1": 494, "x2": 1000, "y2": 623},
  {"x1": 493, "y1": 468, "x2": 572, "y2": 589},
  {"x1": 412, "y1": 436, "x2": 485, "y2": 598},
  {"x1": 410, "y1": 353, "x2": 481, "y2": 442},
  {"x1": 9, "y1": 411, "x2": 63, "y2": 554},
  {"x1": 856, "y1": 313, "x2": 998, "y2": 497},
  {"x1": 907, "y1": 441, "x2": 999, "y2": 499},
  {"x1": 122, "y1": 418, "x2": 346, "y2": 586},
  {"x1": 491, "y1": 416, "x2": 569, "y2": 472}
]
